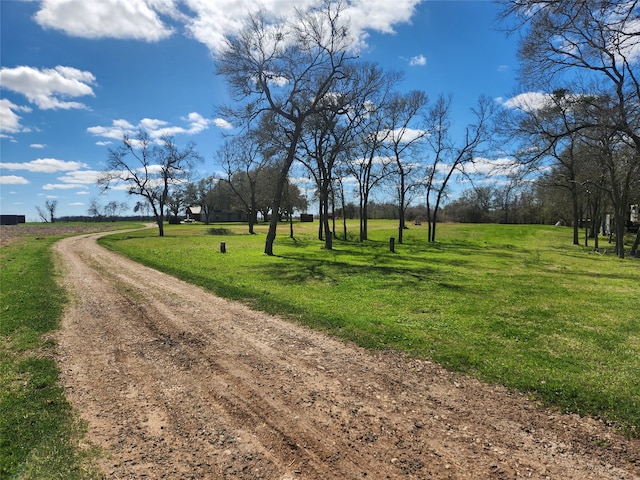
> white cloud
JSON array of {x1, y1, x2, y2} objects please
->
[
  {"x1": 88, "y1": 112, "x2": 213, "y2": 142},
  {"x1": 34, "y1": 0, "x2": 175, "y2": 42},
  {"x1": 57, "y1": 170, "x2": 103, "y2": 184},
  {"x1": 463, "y1": 157, "x2": 521, "y2": 177},
  {"x1": 382, "y1": 127, "x2": 428, "y2": 143},
  {"x1": 0, "y1": 175, "x2": 30, "y2": 185},
  {"x1": 213, "y1": 118, "x2": 233, "y2": 130},
  {"x1": 409, "y1": 54, "x2": 426, "y2": 66},
  {"x1": 345, "y1": 0, "x2": 420, "y2": 36},
  {"x1": 30, "y1": 143, "x2": 47, "y2": 149},
  {"x1": 42, "y1": 183, "x2": 89, "y2": 190},
  {"x1": 0, "y1": 65, "x2": 96, "y2": 110},
  {"x1": 140, "y1": 118, "x2": 169, "y2": 131},
  {"x1": 0, "y1": 99, "x2": 32, "y2": 135},
  {"x1": 0, "y1": 158, "x2": 89, "y2": 173},
  {"x1": 87, "y1": 119, "x2": 136, "y2": 141},
  {"x1": 33, "y1": 0, "x2": 421, "y2": 55},
  {"x1": 499, "y1": 92, "x2": 551, "y2": 112}
]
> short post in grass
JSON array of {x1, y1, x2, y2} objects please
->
[
  {"x1": 389, "y1": 237, "x2": 395, "y2": 253},
  {"x1": 220, "y1": 241, "x2": 226, "y2": 253}
]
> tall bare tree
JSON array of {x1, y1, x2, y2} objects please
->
[
  {"x1": 98, "y1": 131, "x2": 202, "y2": 236},
  {"x1": 424, "y1": 95, "x2": 495, "y2": 242},
  {"x1": 383, "y1": 90, "x2": 429, "y2": 244},
  {"x1": 346, "y1": 70, "x2": 401, "y2": 242},
  {"x1": 217, "y1": 1, "x2": 357, "y2": 255}
]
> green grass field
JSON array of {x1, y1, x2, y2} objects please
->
[
  {"x1": 1, "y1": 222, "x2": 139, "y2": 479},
  {"x1": 99, "y1": 220, "x2": 640, "y2": 436}
]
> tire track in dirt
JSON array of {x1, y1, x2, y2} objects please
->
[{"x1": 53, "y1": 230, "x2": 640, "y2": 479}]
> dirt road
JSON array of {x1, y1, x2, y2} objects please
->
[{"x1": 53, "y1": 230, "x2": 640, "y2": 479}]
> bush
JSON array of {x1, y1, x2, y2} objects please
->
[{"x1": 206, "y1": 227, "x2": 232, "y2": 235}]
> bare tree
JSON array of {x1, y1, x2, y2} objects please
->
[
  {"x1": 36, "y1": 199, "x2": 57, "y2": 223},
  {"x1": 218, "y1": 133, "x2": 273, "y2": 234},
  {"x1": 217, "y1": 1, "x2": 357, "y2": 255},
  {"x1": 383, "y1": 90, "x2": 429, "y2": 244},
  {"x1": 499, "y1": 0, "x2": 640, "y2": 148},
  {"x1": 424, "y1": 95, "x2": 495, "y2": 242},
  {"x1": 346, "y1": 70, "x2": 400, "y2": 242},
  {"x1": 98, "y1": 130, "x2": 202, "y2": 236}
]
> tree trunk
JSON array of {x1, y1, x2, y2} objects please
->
[
  {"x1": 630, "y1": 229, "x2": 640, "y2": 257},
  {"x1": 571, "y1": 185, "x2": 580, "y2": 245},
  {"x1": 156, "y1": 217, "x2": 164, "y2": 237},
  {"x1": 397, "y1": 176, "x2": 405, "y2": 244},
  {"x1": 289, "y1": 212, "x2": 294, "y2": 239},
  {"x1": 264, "y1": 123, "x2": 302, "y2": 256},
  {"x1": 323, "y1": 199, "x2": 332, "y2": 250},
  {"x1": 359, "y1": 196, "x2": 366, "y2": 242},
  {"x1": 248, "y1": 194, "x2": 256, "y2": 235},
  {"x1": 426, "y1": 195, "x2": 433, "y2": 243},
  {"x1": 614, "y1": 210, "x2": 626, "y2": 258}
]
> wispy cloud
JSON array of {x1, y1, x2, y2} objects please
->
[
  {"x1": 57, "y1": 170, "x2": 103, "y2": 185},
  {"x1": 42, "y1": 183, "x2": 90, "y2": 190},
  {"x1": 463, "y1": 157, "x2": 521, "y2": 177},
  {"x1": 499, "y1": 92, "x2": 551, "y2": 112},
  {"x1": 409, "y1": 54, "x2": 426, "y2": 66},
  {"x1": 88, "y1": 112, "x2": 217, "y2": 143},
  {"x1": 0, "y1": 158, "x2": 89, "y2": 173},
  {"x1": 213, "y1": 118, "x2": 233, "y2": 130},
  {"x1": 40, "y1": 170, "x2": 101, "y2": 191},
  {"x1": 0, "y1": 65, "x2": 96, "y2": 110},
  {"x1": 0, "y1": 175, "x2": 30, "y2": 185}
]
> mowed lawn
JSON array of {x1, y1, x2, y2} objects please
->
[{"x1": 101, "y1": 221, "x2": 640, "y2": 435}]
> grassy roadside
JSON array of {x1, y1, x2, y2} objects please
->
[
  {"x1": 1, "y1": 223, "x2": 140, "y2": 479},
  {"x1": 0, "y1": 238, "x2": 97, "y2": 478},
  {"x1": 99, "y1": 220, "x2": 640, "y2": 437}
]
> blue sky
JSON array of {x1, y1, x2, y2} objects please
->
[{"x1": 1, "y1": 0, "x2": 521, "y2": 220}]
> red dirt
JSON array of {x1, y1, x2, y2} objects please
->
[{"x1": 52, "y1": 229, "x2": 640, "y2": 479}]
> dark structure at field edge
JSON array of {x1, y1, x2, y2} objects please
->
[{"x1": 0, "y1": 215, "x2": 26, "y2": 225}]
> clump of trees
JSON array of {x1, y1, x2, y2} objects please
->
[
  {"x1": 87, "y1": 198, "x2": 128, "y2": 221},
  {"x1": 498, "y1": 0, "x2": 640, "y2": 257},
  {"x1": 215, "y1": 1, "x2": 495, "y2": 253}
]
